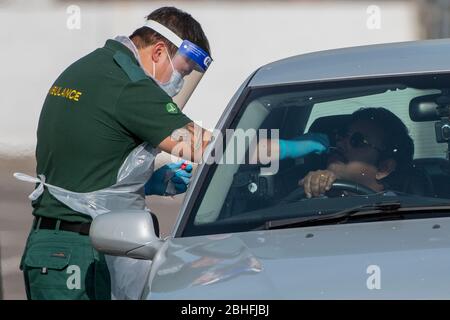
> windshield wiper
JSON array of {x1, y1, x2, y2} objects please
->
[{"x1": 261, "y1": 202, "x2": 450, "y2": 230}]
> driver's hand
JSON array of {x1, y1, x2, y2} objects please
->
[{"x1": 299, "y1": 170, "x2": 336, "y2": 198}]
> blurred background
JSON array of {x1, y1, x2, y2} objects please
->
[{"x1": 1, "y1": 0, "x2": 449, "y2": 299}]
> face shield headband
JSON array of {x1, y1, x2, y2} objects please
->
[{"x1": 143, "y1": 20, "x2": 212, "y2": 107}]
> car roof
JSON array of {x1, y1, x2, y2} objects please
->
[{"x1": 249, "y1": 38, "x2": 450, "y2": 87}]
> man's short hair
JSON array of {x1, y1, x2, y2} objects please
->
[
  {"x1": 129, "y1": 6, "x2": 211, "y2": 57},
  {"x1": 350, "y1": 107, "x2": 414, "y2": 170}
]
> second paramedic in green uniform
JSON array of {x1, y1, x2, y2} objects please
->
[{"x1": 20, "y1": 7, "x2": 212, "y2": 299}]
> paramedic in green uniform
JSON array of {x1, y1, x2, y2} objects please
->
[{"x1": 18, "y1": 7, "x2": 213, "y2": 300}]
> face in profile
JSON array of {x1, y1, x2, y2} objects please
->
[{"x1": 172, "y1": 54, "x2": 195, "y2": 77}]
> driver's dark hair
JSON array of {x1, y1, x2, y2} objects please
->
[
  {"x1": 129, "y1": 7, "x2": 211, "y2": 57},
  {"x1": 350, "y1": 107, "x2": 414, "y2": 172}
]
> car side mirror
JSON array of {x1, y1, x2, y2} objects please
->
[{"x1": 89, "y1": 210, "x2": 163, "y2": 260}]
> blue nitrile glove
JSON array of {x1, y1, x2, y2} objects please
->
[
  {"x1": 144, "y1": 161, "x2": 193, "y2": 196},
  {"x1": 279, "y1": 133, "x2": 330, "y2": 160}
]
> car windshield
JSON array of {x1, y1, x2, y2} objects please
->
[{"x1": 182, "y1": 74, "x2": 450, "y2": 236}]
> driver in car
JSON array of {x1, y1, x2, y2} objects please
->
[{"x1": 299, "y1": 107, "x2": 414, "y2": 198}]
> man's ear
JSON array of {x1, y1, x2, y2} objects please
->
[
  {"x1": 376, "y1": 159, "x2": 396, "y2": 180},
  {"x1": 151, "y1": 41, "x2": 166, "y2": 63}
]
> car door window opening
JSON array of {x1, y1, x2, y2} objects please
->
[{"x1": 181, "y1": 73, "x2": 450, "y2": 237}]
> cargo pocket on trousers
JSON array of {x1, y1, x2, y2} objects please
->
[{"x1": 22, "y1": 246, "x2": 74, "y2": 298}]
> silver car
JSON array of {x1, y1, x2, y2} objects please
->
[{"x1": 91, "y1": 39, "x2": 450, "y2": 299}]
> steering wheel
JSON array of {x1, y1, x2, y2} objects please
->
[{"x1": 280, "y1": 179, "x2": 376, "y2": 204}]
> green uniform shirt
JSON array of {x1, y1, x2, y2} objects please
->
[{"x1": 33, "y1": 39, "x2": 191, "y2": 223}]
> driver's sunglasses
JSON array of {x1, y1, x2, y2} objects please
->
[{"x1": 336, "y1": 130, "x2": 384, "y2": 154}]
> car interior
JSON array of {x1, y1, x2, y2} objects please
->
[
  {"x1": 305, "y1": 114, "x2": 435, "y2": 197},
  {"x1": 219, "y1": 86, "x2": 450, "y2": 217},
  {"x1": 186, "y1": 75, "x2": 450, "y2": 236}
]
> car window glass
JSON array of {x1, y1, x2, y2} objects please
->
[
  {"x1": 307, "y1": 88, "x2": 444, "y2": 158},
  {"x1": 183, "y1": 74, "x2": 450, "y2": 236}
]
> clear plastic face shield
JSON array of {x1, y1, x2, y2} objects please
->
[{"x1": 145, "y1": 20, "x2": 212, "y2": 109}]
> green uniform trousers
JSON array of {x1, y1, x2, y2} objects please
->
[{"x1": 20, "y1": 226, "x2": 111, "y2": 300}]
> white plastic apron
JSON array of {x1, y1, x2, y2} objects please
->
[{"x1": 15, "y1": 142, "x2": 159, "y2": 300}]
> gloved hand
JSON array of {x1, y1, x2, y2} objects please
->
[
  {"x1": 144, "y1": 161, "x2": 193, "y2": 196},
  {"x1": 279, "y1": 133, "x2": 330, "y2": 160}
]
